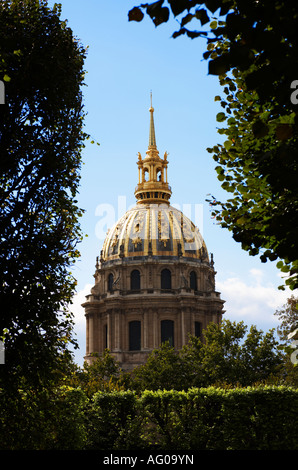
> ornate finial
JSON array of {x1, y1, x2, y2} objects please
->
[
  {"x1": 149, "y1": 92, "x2": 156, "y2": 148},
  {"x1": 134, "y1": 97, "x2": 172, "y2": 205}
]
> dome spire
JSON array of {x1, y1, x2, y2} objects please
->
[
  {"x1": 149, "y1": 91, "x2": 157, "y2": 149},
  {"x1": 134, "y1": 96, "x2": 172, "y2": 205}
]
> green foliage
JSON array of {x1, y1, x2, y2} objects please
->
[
  {"x1": 139, "y1": 386, "x2": 298, "y2": 450},
  {"x1": 1, "y1": 317, "x2": 297, "y2": 450},
  {"x1": 196, "y1": 320, "x2": 284, "y2": 386},
  {"x1": 128, "y1": 320, "x2": 284, "y2": 390},
  {"x1": 274, "y1": 295, "x2": 298, "y2": 341},
  {"x1": 73, "y1": 349, "x2": 125, "y2": 397},
  {"x1": 206, "y1": 5, "x2": 298, "y2": 288},
  {"x1": 206, "y1": 67, "x2": 298, "y2": 292},
  {"x1": 85, "y1": 390, "x2": 145, "y2": 450},
  {"x1": 0, "y1": 0, "x2": 88, "y2": 389},
  {"x1": 273, "y1": 296, "x2": 298, "y2": 385},
  {"x1": 128, "y1": 0, "x2": 298, "y2": 291},
  {"x1": 128, "y1": 342, "x2": 191, "y2": 392},
  {"x1": 3, "y1": 385, "x2": 298, "y2": 450},
  {"x1": 0, "y1": 384, "x2": 88, "y2": 450}
]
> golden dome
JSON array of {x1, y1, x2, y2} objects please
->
[{"x1": 101, "y1": 203, "x2": 209, "y2": 264}]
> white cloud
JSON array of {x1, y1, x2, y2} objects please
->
[
  {"x1": 69, "y1": 283, "x2": 93, "y2": 333},
  {"x1": 217, "y1": 268, "x2": 291, "y2": 330},
  {"x1": 68, "y1": 283, "x2": 93, "y2": 366}
]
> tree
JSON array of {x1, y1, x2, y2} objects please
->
[
  {"x1": 274, "y1": 296, "x2": 298, "y2": 341},
  {"x1": 273, "y1": 297, "x2": 298, "y2": 387},
  {"x1": 73, "y1": 350, "x2": 124, "y2": 397},
  {"x1": 128, "y1": 320, "x2": 284, "y2": 390},
  {"x1": 0, "y1": 0, "x2": 88, "y2": 389},
  {"x1": 128, "y1": 0, "x2": 298, "y2": 291},
  {"x1": 128, "y1": 342, "x2": 190, "y2": 391},
  {"x1": 188, "y1": 320, "x2": 284, "y2": 387}
]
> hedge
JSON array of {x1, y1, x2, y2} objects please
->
[
  {"x1": 0, "y1": 386, "x2": 88, "y2": 450},
  {"x1": 1, "y1": 386, "x2": 298, "y2": 450},
  {"x1": 85, "y1": 386, "x2": 298, "y2": 450},
  {"x1": 138, "y1": 387, "x2": 298, "y2": 450}
]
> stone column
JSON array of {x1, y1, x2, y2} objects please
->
[
  {"x1": 180, "y1": 309, "x2": 185, "y2": 349},
  {"x1": 97, "y1": 314, "x2": 102, "y2": 353},
  {"x1": 153, "y1": 309, "x2": 159, "y2": 348},
  {"x1": 191, "y1": 310, "x2": 195, "y2": 336},
  {"x1": 143, "y1": 309, "x2": 149, "y2": 350},
  {"x1": 88, "y1": 312, "x2": 94, "y2": 353},
  {"x1": 114, "y1": 310, "x2": 120, "y2": 351},
  {"x1": 85, "y1": 314, "x2": 89, "y2": 355},
  {"x1": 107, "y1": 311, "x2": 112, "y2": 350}
]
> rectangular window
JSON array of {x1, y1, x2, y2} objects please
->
[
  {"x1": 129, "y1": 321, "x2": 141, "y2": 351},
  {"x1": 161, "y1": 269, "x2": 171, "y2": 290},
  {"x1": 195, "y1": 321, "x2": 202, "y2": 338},
  {"x1": 161, "y1": 320, "x2": 174, "y2": 346}
]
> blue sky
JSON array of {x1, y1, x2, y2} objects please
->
[{"x1": 48, "y1": 0, "x2": 291, "y2": 365}]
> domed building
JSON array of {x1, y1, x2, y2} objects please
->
[{"x1": 82, "y1": 99, "x2": 225, "y2": 369}]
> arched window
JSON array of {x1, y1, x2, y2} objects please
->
[
  {"x1": 195, "y1": 321, "x2": 202, "y2": 338},
  {"x1": 129, "y1": 321, "x2": 141, "y2": 351},
  {"x1": 161, "y1": 320, "x2": 174, "y2": 346},
  {"x1": 108, "y1": 273, "x2": 114, "y2": 292},
  {"x1": 190, "y1": 271, "x2": 197, "y2": 290},
  {"x1": 131, "y1": 269, "x2": 141, "y2": 290},
  {"x1": 161, "y1": 268, "x2": 171, "y2": 290}
]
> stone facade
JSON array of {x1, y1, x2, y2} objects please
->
[{"x1": 83, "y1": 251, "x2": 224, "y2": 370}]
